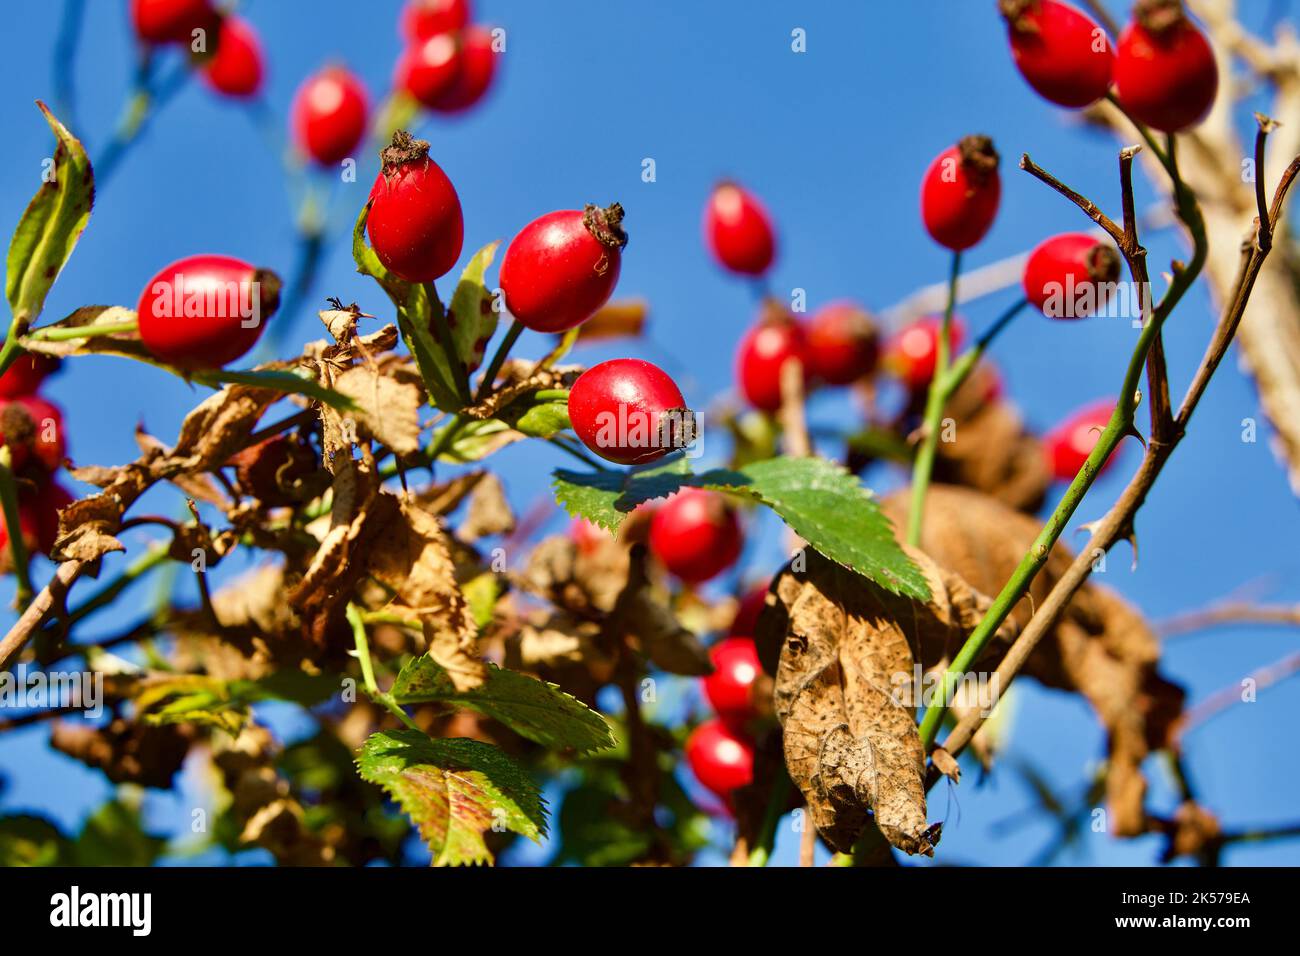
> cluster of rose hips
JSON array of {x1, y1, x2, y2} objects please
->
[{"x1": 0, "y1": 356, "x2": 72, "y2": 560}]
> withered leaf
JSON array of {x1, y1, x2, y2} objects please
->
[
  {"x1": 333, "y1": 363, "x2": 421, "y2": 455},
  {"x1": 610, "y1": 545, "x2": 709, "y2": 676},
  {"x1": 460, "y1": 471, "x2": 515, "y2": 541}
]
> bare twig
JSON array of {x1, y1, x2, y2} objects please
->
[
  {"x1": 0, "y1": 561, "x2": 88, "y2": 672},
  {"x1": 1175, "y1": 650, "x2": 1300, "y2": 742},
  {"x1": 1160, "y1": 601, "x2": 1300, "y2": 637}
]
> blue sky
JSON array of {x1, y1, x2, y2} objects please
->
[{"x1": 0, "y1": 0, "x2": 1297, "y2": 866}]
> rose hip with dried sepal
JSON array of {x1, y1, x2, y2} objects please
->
[
  {"x1": 1044, "y1": 400, "x2": 1118, "y2": 480},
  {"x1": 291, "y1": 66, "x2": 369, "y2": 167},
  {"x1": 499, "y1": 204, "x2": 627, "y2": 333},
  {"x1": 567, "y1": 359, "x2": 692, "y2": 466},
  {"x1": 366, "y1": 130, "x2": 465, "y2": 283},
  {"x1": 686, "y1": 718, "x2": 755, "y2": 802},
  {"x1": 202, "y1": 16, "x2": 264, "y2": 99},
  {"x1": 648, "y1": 488, "x2": 743, "y2": 584},
  {"x1": 1115, "y1": 0, "x2": 1218, "y2": 133},
  {"x1": 735, "y1": 308, "x2": 807, "y2": 412},
  {"x1": 0, "y1": 396, "x2": 65, "y2": 473},
  {"x1": 805, "y1": 300, "x2": 880, "y2": 385},
  {"x1": 703, "y1": 182, "x2": 776, "y2": 277},
  {"x1": 427, "y1": 26, "x2": 498, "y2": 113},
  {"x1": 137, "y1": 254, "x2": 281, "y2": 369},
  {"x1": 1000, "y1": 0, "x2": 1115, "y2": 108},
  {"x1": 920, "y1": 135, "x2": 1001, "y2": 251},
  {"x1": 1023, "y1": 232, "x2": 1122, "y2": 318}
]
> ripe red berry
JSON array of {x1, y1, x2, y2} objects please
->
[
  {"x1": 202, "y1": 16, "x2": 264, "y2": 99},
  {"x1": 1023, "y1": 233, "x2": 1122, "y2": 318},
  {"x1": 130, "y1": 0, "x2": 217, "y2": 45},
  {"x1": 400, "y1": 0, "x2": 471, "y2": 42},
  {"x1": 735, "y1": 311, "x2": 807, "y2": 412},
  {"x1": 686, "y1": 718, "x2": 754, "y2": 801},
  {"x1": 703, "y1": 637, "x2": 762, "y2": 727},
  {"x1": 499, "y1": 205, "x2": 627, "y2": 333},
  {"x1": 568, "y1": 359, "x2": 690, "y2": 466},
  {"x1": 703, "y1": 182, "x2": 776, "y2": 277},
  {"x1": 648, "y1": 489, "x2": 743, "y2": 584},
  {"x1": 1115, "y1": 0, "x2": 1217, "y2": 133},
  {"x1": 395, "y1": 32, "x2": 461, "y2": 108},
  {"x1": 367, "y1": 131, "x2": 465, "y2": 283},
  {"x1": 291, "y1": 66, "x2": 369, "y2": 167},
  {"x1": 920, "y1": 136, "x2": 1001, "y2": 251},
  {"x1": 1000, "y1": 0, "x2": 1115, "y2": 107},
  {"x1": 805, "y1": 300, "x2": 880, "y2": 386},
  {"x1": 1044, "y1": 400, "x2": 1117, "y2": 480},
  {"x1": 137, "y1": 254, "x2": 281, "y2": 369},
  {"x1": 885, "y1": 315, "x2": 966, "y2": 390},
  {"x1": 0, "y1": 354, "x2": 60, "y2": 399},
  {"x1": 0, "y1": 481, "x2": 73, "y2": 559},
  {"x1": 730, "y1": 583, "x2": 768, "y2": 637},
  {"x1": 228, "y1": 434, "x2": 317, "y2": 506},
  {"x1": 0, "y1": 396, "x2": 65, "y2": 473},
  {"x1": 426, "y1": 26, "x2": 498, "y2": 113}
]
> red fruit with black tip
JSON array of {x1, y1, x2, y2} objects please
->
[
  {"x1": 1000, "y1": 0, "x2": 1115, "y2": 107},
  {"x1": 1023, "y1": 233, "x2": 1122, "y2": 318},
  {"x1": 703, "y1": 182, "x2": 776, "y2": 277},
  {"x1": 400, "y1": 0, "x2": 471, "y2": 42},
  {"x1": 568, "y1": 359, "x2": 690, "y2": 466},
  {"x1": 805, "y1": 300, "x2": 880, "y2": 385},
  {"x1": 0, "y1": 354, "x2": 60, "y2": 399},
  {"x1": 137, "y1": 254, "x2": 281, "y2": 369},
  {"x1": 735, "y1": 311, "x2": 807, "y2": 412},
  {"x1": 202, "y1": 16, "x2": 264, "y2": 99},
  {"x1": 395, "y1": 32, "x2": 461, "y2": 108},
  {"x1": 367, "y1": 131, "x2": 464, "y2": 283},
  {"x1": 920, "y1": 136, "x2": 1001, "y2": 251},
  {"x1": 886, "y1": 315, "x2": 966, "y2": 390},
  {"x1": 0, "y1": 396, "x2": 65, "y2": 473},
  {"x1": 648, "y1": 488, "x2": 743, "y2": 584},
  {"x1": 1044, "y1": 400, "x2": 1118, "y2": 480},
  {"x1": 1115, "y1": 0, "x2": 1217, "y2": 133},
  {"x1": 499, "y1": 205, "x2": 627, "y2": 333},
  {"x1": 686, "y1": 718, "x2": 754, "y2": 801},
  {"x1": 130, "y1": 0, "x2": 218, "y2": 45},
  {"x1": 292, "y1": 66, "x2": 369, "y2": 166},
  {"x1": 427, "y1": 26, "x2": 498, "y2": 113},
  {"x1": 703, "y1": 637, "x2": 762, "y2": 726}
]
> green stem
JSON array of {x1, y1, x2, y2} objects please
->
[
  {"x1": 426, "y1": 282, "x2": 471, "y2": 406},
  {"x1": 27, "y1": 318, "x2": 138, "y2": 342},
  {"x1": 531, "y1": 389, "x2": 570, "y2": 402},
  {"x1": 474, "y1": 318, "x2": 525, "y2": 402},
  {"x1": 906, "y1": 250, "x2": 962, "y2": 546},
  {"x1": 747, "y1": 765, "x2": 792, "y2": 866},
  {"x1": 548, "y1": 434, "x2": 610, "y2": 471},
  {"x1": 937, "y1": 298, "x2": 1030, "y2": 394},
  {"x1": 0, "y1": 448, "x2": 33, "y2": 606},
  {"x1": 58, "y1": 542, "x2": 169, "y2": 628},
  {"x1": 347, "y1": 601, "x2": 422, "y2": 732}
]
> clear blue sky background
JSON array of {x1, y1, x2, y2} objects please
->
[{"x1": 0, "y1": 0, "x2": 1296, "y2": 866}]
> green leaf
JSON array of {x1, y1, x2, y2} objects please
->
[
  {"x1": 392, "y1": 656, "x2": 614, "y2": 753},
  {"x1": 447, "y1": 242, "x2": 500, "y2": 374},
  {"x1": 6, "y1": 102, "x2": 92, "y2": 325},
  {"x1": 73, "y1": 800, "x2": 166, "y2": 867},
  {"x1": 551, "y1": 455, "x2": 929, "y2": 600},
  {"x1": 0, "y1": 814, "x2": 69, "y2": 866},
  {"x1": 132, "y1": 671, "x2": 339, "y2": 735},
  {"x1": 356, "y1": 729, "x2": 547, "y2": 866},
  {"x1": 504, "y1": 396, "x2": 570, "y2": 438},
  {"x1": 351, "y1": 202, "x2": 461, "y2": 410},
  {"x1": 191, "y1": 368, "x2": 357, "y2": 411}
]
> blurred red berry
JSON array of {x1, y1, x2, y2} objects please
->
[
  {"x1": 400, "y1": 0, "x2": 471, "y2": 42},
  {"x1": 686, "y1": 718, "x2": 754, "y2": 801},
  {"x1": 0, "y1": 480, "x2": 72, "y2": 559},
  {"x1": 0, "y1": 396, "x2": 65, "y2": 473},
  {"x1": 202, "y1": 16, "x2": 264, "y2": 99},
  {"x1": 426, "y1": 26, "x2": 498, "y2": 113},
  {"x1": 499, "y1": 205, "x2": 627, "y2": 333},
  {"x1": 703, "y1": 637, "x2": 762, "y2": 726},
  {"x1": 703, "y1": 182, "x2": 776, "y2": 277},
  {"x1": 367, "y1": 132, "x2": 464, "y2": 283},
  {"x1": 395, "y1": 32, "x2": 461, "y2": 108},
  {"x1": 648, "y1": 489, "x2": 743, "y2": 584},
  {"x1": 0, "y1": 354, "x2": 60, "y2": 399},
  {"x1": 130, "y1": 0, "x2": 217, "y2": 45},
  {"x1": 1001, "y1": 0, "x2": 1115, "y2": 107},
  {"x1": 805, "y1": 300, "x2": 880, "y2": 385},
  {"x1": 292, "y1": 66, "x2": 369, "y2": 166},
  {"x1": 1044, "y1": 400, "x2": 1117, "y2": 480},
  {"x1": 1023, "y1": 233, "x2": 1122, "y2": 318},
  {"x1": 730, "y1": 584, "x2": 768, "y2": 638},
  {"x1": 920, "y1": 136, "x2": 1001, "y2": 251},
  {"x1": 137, "y1": 254, "x2": 280, "y2": 369},
  {"x1": 886, "y1": 315, "x2": 966, "y2": 390},
  {"x1": 1115, "y1": 0, "x2": 1217, "y2": 133},
  {"x1": 568, "y1": 359, "x2": 688, "y2": 466},
  {"x1": 736, "y1": 313, "x2": 807, "y2": 412},
  {"x1": 568, "y1": 517, "x2": 611, "y2": 554}
]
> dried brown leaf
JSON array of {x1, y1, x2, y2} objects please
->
[
  {"x1": 460, "y1": 472, "x2": 515, "y2": 541},
  {"x1": 333, "y1": 363, "x2": 421, "y2": 455}
]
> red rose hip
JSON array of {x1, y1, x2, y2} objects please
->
[
  {"x1": 400, "y1": 0, "x2": 471, "y2": 42},
  {"x1": 427, "y1": 26, "x2": 498, "y2": 113},
  {"x1": 920, "y1": 136, "x2": 1001, "y2": 251},
  {"x1": 805, "y1": 300, "x2": 880, "y2": 385},
  {"x1": 0, "y1": 396, "x2": 65, "y2": 473},
  {"x1": 703, "y1": 637, "x2": 763, "y2": 726},
  {"x1": 0, "y1": 481, "x2": 73, "y2": 559},
  {"x1": 730, "y1": 583, "x2": 768, "y2": 638},
  {"x1": 395, "y1": 32, "x2": 461, "y2": 108},
  {"x1": 648, "y1": 488, "x2": 743, "y2": 584},
  {"x1": 735, "y1": 310, "x2": 807, "y2": 412},
  {"x1": 1115, "y1": 0, "x2": 1218, "y2": 133},
  {"x1": 367, "y1": 131, "x2": 465, "y2": 283},
  {"x1": 137, "y1": 254, "x2": 281, "y2": 369},
  {"x1": 1000, "y1": 0, "x2": 1115, "y2": 107},
  {"x1": 1044, "y1": 400, "x2": 1118, "y2": 480},
  {"x1": 703, "y1": 182, "x2": 776, "y2": 277},
  {"x1": 1024, "y1": 233, "x2": 1121, "y2": 318},
  {"x1": 0, "y1": 354, "x2": 60, "y2": 399},
  {"x1": 292, "y1": 66, "x2": 369, "y2": 166},
  {"x1": 130, "y1": 0, "x2": 218, "y2": 45},
  {"x1": 202, "y1": 16, "x2": 264, "y2": 99},
  {"x1": 686, "y1": 718, "x2": 754, "y2": 801},
  {"x1": 886, "y1": 315, "x2": 966, "y2": 390},
  {"x1": 499, "y1": 204, "x2": 627, "y2": 333},
  {"x1": 568, "y1": 359, "x2": 691, "y2": 465}
]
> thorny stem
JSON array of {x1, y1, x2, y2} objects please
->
[
  {"x1": 906, "y1": 250, "x2": 962, "y2": 546},
  {"x1": 0, "y1": 448, "x2": 33, "y2": 607},
  {"x1": 475, "y1": 318, "x2": 525, "y2": 402},
  {"x1": 425, "y1": 282, "x2": 472, "y2": 406}
]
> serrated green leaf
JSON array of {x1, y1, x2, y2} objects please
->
[
  {"x1": 392, "y1": 656, "x2": 614, "y2": 753},
  {"x1": 0, "y1": 814, "x2": 69, "y2": 866},
  {"x1": 448, "y1": 242, "x2": 499, "y2": 373},
  {"x1": 6, "y1": 102, "x2": 92, "y2": 325},
  {"x1": 551, "y1": 454, "x2": 692, "y2": 531},
  {"x1": 356, "y1": 729, "x2": 546, "y2": 866}
]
